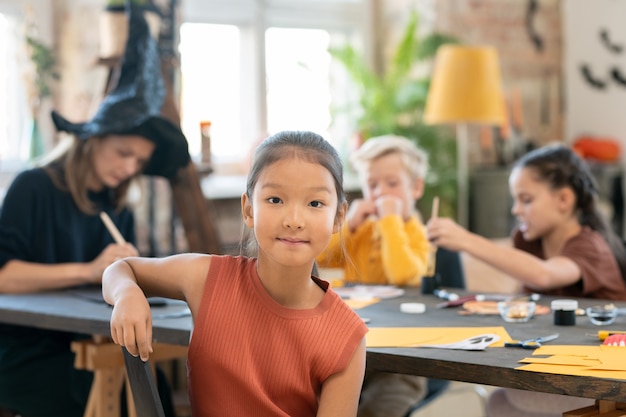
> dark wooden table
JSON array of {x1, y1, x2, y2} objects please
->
[
  {"x1": 358, "y1": 291, "x2": 626, "y2": 403},
  {"x1": 1, "y1": 286, "x2": 625, "y2": 403}
]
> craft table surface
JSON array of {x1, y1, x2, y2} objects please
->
[{"x1": 1, "y1": 286, "x2": 625, "y2": 402}]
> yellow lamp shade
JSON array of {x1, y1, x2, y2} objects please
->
[{"x1": 424, "y1": 45, "x2": 506, "y2": 125}]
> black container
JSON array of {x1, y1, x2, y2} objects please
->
[
  {"x1": 551, "y1": 299, "x2": 578, "y2": 326},
  {"x1": 421, "y1": 274, "x2": 440, "y2": 295}
]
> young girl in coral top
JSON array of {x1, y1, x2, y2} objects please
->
[{"x1": 103, "y1": 130, "x2": 368, "y2": 417}]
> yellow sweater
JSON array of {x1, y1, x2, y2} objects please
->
[{"x1": 316, "y1": 214, "x2": 430, "y2": 286}]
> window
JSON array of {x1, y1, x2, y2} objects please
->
[
  {"x1": 0, "y1": 12, "x2": 30, "y2": 170},
  {"x1": 0, "y1": 0, "x2": 54, "y2": 175},
  {"x1": 179, "y1": 0, "x2": 371, "y2": 171}
]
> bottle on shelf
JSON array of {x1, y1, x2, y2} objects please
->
[{"x1": 200, "y1": 120, "x2": 212, "y2": 165}]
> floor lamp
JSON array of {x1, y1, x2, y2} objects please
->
[{"x1": 423, "y1": 45, "x2": 506, "y2": 228}]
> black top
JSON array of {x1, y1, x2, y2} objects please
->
[{"x1": 0, "y1": 167, "x2": 135, "y2": 353}]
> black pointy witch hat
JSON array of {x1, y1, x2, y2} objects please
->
[{"x1": 51, "y1": 3, "x2": 190, "y2": 179}]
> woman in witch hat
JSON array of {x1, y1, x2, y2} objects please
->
[{"x1": 0, "y1": 5, "x2": 185, "y2": 417}]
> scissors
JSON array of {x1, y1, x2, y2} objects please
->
[{"x1": 504, "y1": 333, "x2": 559, "y2": 349}]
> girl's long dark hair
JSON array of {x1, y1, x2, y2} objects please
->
[{"x1": 514, "y1": 144, "x2": 626, "y2": 281}]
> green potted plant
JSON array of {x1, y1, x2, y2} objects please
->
[
  {"x1": 23, "y1": 19, "x2": 59, "y2": 160},
  {"x1": 329, "y1": 11, "x2": 459, "y2": 217}
]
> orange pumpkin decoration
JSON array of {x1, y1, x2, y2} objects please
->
[{"x1": 572, "y1": 136, "x2": 621, "y2": 162}]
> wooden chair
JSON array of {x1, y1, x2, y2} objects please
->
[{"x1": 122, "y1": 347, "x2": 166, "y2": 417}]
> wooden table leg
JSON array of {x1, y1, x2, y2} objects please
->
[
  {"x1": 71, "y1": 338, "x2": 187, "y2": 417},
  {"x1": 563, "y1": 400, "x2": 626, "y2": 416}
]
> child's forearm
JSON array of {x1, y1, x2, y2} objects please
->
[
  {"x1": 102, "y1": 259, "x2": 143, "y2": 306},
  {"x1": 459, "y1": 233, "x2": 555, "y2": 288}
]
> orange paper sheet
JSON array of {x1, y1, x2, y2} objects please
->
[
  {"x1": 517, "y1": 345, "x2": 626, "y2": 380},
  {"x1": 366, "y1": 326, "x2": 512, "y2": 348},
  {"x1": 344, "y1": 298, "x2": 380, "y2": 310}
]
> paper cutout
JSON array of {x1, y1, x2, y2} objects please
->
[
  {"x1": 419, "y1": 334, "x2": 500, "y2": 351},
  {"x1": 516, "y1": 344, "x2": 626, "y2": 380},
  {"x1": 366, "y1": 326, "x2": 512, "y2": 348}
]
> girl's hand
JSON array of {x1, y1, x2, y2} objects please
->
[
  {"x1": 346, "y1": 199, "x2": 377, "y2": 232},
  {"x1": 427, "y1": 217, "x2": 471, "y2": 251},
  {"x1": 109, "y1": 287, "x2": 153, "y2": 361},
  {"x1": 87, "y1": 243, "x2": 139, "y2": 284}
]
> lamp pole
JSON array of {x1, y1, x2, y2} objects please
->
[{"x1": 456, "y1": 124, "x2": 469, "y2": 228}]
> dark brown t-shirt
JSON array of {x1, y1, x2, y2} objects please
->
[{"x1": 513, "y1": 226, "x2": 626, "y2": 300}]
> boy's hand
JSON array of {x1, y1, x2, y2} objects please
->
[
  {"x1": 375, "y1": 196, "x2": 403, "y2": 219},
  {"x1": 109, "y1": 289, "x2": 153, "y2": 361},
  {"x1": 346, "y1": 199, "x2": 377, "y2": 232}
]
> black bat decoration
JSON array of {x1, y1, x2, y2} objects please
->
[
  {"x1": 611, "y1": 67, "x2": 626, "y2": 87},
  {"x1": 600, "y1": 29, "x2": 623, "y2": 54},
  {"x1": 526, "y1": 0, "x2": 544, "y2": 52},
  {"x1": 580, "y1": 64, "x2": 607, "y2": 89}
]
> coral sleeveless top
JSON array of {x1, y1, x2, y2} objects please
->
[{"x1": 187, "y1": 255, "x2": 368, "y2": 417}]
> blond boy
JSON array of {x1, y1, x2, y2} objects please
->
[{"x1": 317, "y1": 134, "x2": 430, "y2": 286}]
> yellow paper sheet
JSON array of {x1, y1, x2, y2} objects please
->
[
  {"x1": 366, "y1": 326, "x2": 512, "y2": 348},
  {"x1": 344, "y1": 298, "x2": 380, "y2": 310},
  {"x1": 518, "y1": 363, "x2": 626, "y2": 380},
  {"x1": 519, "y1": 355, "x2": 601, "y2": 367},
  {"x1": 516, "y1": 344, "x2": 626, "y2": 380}
]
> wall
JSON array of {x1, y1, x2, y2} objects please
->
[
  {"x1": 380, "y1": 0, "x2": 564, "y2": 168},
  {"x1": 563, "y1": 0, "x2": 626, "y2": 148},
  {"x1": 438, "y1": 0, "x2": 563, "y2": 166}
]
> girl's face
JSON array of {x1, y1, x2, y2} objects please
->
[
  {"x1": 509, "y1": 166, "x2": 572, "y2": 241},
  {"x1": 242, "y1": 156, "x2": 342, "y2": 268},
  {"x1": 89, "y1": 135, "x2": 155, "y2": 190},
  {"x1": 361, "y1": 152, "x2": 423, "y2": 213}
]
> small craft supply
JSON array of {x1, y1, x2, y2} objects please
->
[
  {"x1": 418, "y1": 334, "x2": 500, "y2": 351},
  {"x1": 421, "y1": 275, "x2": 439, "y2": 295},
  {"x1": 551, "y1": 299, "x2": 578, "y2": 326},
  {"x1": 603, "y1": 334, "x2": 626, "y2": 346},
  {"x1": 433, "y1": 289, "x2": 459, "y2": 302},
  {"x1": 400, "y1": 303, "x2": 426, "y2": 314},
  {"x1": 461, "y1": 300, "x2": 550, "y2": 316},
  {"x1": 498, "y1": 301, "x2": 536, "y2": 323},
  {"x1": 586, "y1": 304, "x2": 618, "y2": 326},
  {"x1": 597, "y1": 330, "x2": 626, "y2": 341},
  {"x1": 424, "y1": 197, "x2": 439, "y2": 277},
  {"x1": 504, "y1": 333, "x2": 558, "y2": 349},
  {"x1": 99, "y1": 211, "x2": 126, "y2": 244}
]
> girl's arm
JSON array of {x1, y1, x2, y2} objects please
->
[
  {"x1": 0, "y1": 243, "x2": 139, "y2": 294},
  {"x1": 316, "y1": 337, "x2": 366, "y2": 417},
  {"x1": 427, "y1": 218, "x2": 581, "y2": 291},
  {"x1": 102, "y1": 253, "x2": 211, "y2": 360}
]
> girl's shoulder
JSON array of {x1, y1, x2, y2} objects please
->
[
  {"x1": 568, "y1": 227, "x2": 607, "y2": 250},
  {"x1": 3, "y1": 168, "x2": 57, "y2": 204},
  {"x1": 8, "y1": 167, "x2": 53, "y2": 190}
]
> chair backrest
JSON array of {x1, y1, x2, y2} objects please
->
[
  {"x1": 122, "y1": 347, "x2": 166, "y2": 417},
  {"x1": 434, "y1": 247, "x2": 465, "y2": 289}
]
